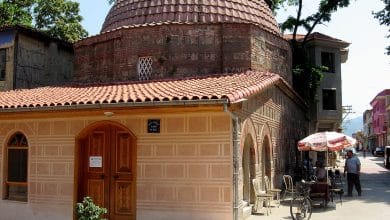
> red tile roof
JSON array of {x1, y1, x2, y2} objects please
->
[
  {"x1": 0, "y1": 71, "x2": 296, "y2": 111},
  {"x1": 101, "y1": 0, "x2": 280, "y2": 35}
]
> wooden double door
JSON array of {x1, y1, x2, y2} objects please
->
[{"x1": 78, "y1": 124, "x2": 136, "y2": 220}]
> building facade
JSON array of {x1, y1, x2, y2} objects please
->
[
  {"x1": 284, "y1": 33, "x2": 349, "y2": 164},
  {"x1": 0, "y1": 1, "x2": 308, "y2": 220},
  {"x1": 295, "y1": 33, "x2": 349, "y2": 133},
  {"x1": 0, "y1": 25, "x2": 74, "y2": 91},
  {"x1": 363, "y1": 109, "x2": 374, "y2": 151},
  {"x1": 370, "y1": 89, "x2": 390, "y2": 147}
]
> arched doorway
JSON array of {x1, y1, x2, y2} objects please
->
[
  {"x1": 242, "y1": 134, "x2": 256, "y2": 204},
  {"x1": 76, "y1": 121, "x2": 136, "y2": 220},
  {"x1": 262, "y1": 135, "x2": 272, "y2": 180}
]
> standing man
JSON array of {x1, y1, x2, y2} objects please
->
[{"x1": 344, "y1": 150, "x2": 362, "y2": 196}]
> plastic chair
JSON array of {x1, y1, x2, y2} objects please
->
[
  {"x1": 264, "y1": 176, "x2": 281, "y2": 207},
  {"x1": 252, "y1": 178, "x2": 273, "y2": 215},
  {"x1": 282, "y1": 175, "x2": 296, "y2": 200}
]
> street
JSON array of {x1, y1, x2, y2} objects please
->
[{"x1": 249, "y1": 152, "x2": 390, "y2": 219}]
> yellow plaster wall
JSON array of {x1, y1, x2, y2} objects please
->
[{"x1": 0, "y1": 111, "x2": 232, "y2": 220}]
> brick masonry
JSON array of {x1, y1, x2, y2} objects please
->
[{"x1": 74, "y1": 23, "x2": 291, "y2": 85}]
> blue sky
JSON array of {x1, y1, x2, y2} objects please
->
[{"x1": 76, "y1": 0, "x2": 389, "y2": 121}]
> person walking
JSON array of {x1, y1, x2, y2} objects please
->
[{"x1": 344, "y1": 149, "x2": 362, "y2": 196}]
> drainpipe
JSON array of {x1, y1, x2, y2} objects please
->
[{"x1": 224, "y1": 103, "x2": 240, "y2": 220}]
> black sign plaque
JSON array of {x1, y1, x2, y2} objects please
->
[{"x1": 147, "y1": 119, "x2": 160, "y2": 133}]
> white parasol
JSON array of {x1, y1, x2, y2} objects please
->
[
  {"x1": 298, "y1": 131, "x2": 356, "y2": 152},
  {"x1": 298, "y1": 131, "x2": 357, "y2": 176}
]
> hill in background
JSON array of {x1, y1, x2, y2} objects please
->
[{"x1": 342, "y1": 116, "x2": 363, "y2": 136}]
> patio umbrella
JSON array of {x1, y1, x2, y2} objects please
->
[
  {"x1": 298, "y1": 131, "x2": 357, "y2": 173},
  {"x1": 298, "y1": 131, "x2": 357, "y2": 152}
]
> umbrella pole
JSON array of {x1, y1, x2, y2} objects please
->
[{"x1": 326, "y1": 149, "x2": 329, "y2": 181}]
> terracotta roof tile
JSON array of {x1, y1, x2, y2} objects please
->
[
  {"x1": 101, "y1": 0, "x2": 279, "y2": 35},
  {"x1": 0, "y1": 71, "x2": 289, "y2": 111}
]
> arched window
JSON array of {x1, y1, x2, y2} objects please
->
[{"x1": 4, "y1": 132, "x2": 28, "y2": 201}]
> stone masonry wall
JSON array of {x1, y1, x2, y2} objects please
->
[
  {"x1": 14, "y1": 34, "x2": 73, "y2": 89},
  {"x1": 74, "y1": 23, "x2": 290, "y2": 83},
  {"x1": 234, "y1": 85, "x2": 307, "y2": 216}
]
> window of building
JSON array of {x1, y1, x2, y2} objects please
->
[
  {"x1": 0, "y1": 48, "x2": 6, "y2": 80},
  {"x1": 137, "y1": 56, "x2": 153, "y2": 80},
  {"x1": 322, "y1": 89, "x2": 336, "y2": 110},
  {"x1": 321, "y1": 52, "x2": 335, "y2": 73},
  {"x1": 4, "y1": 132, "x2": 28, "y2": 202}
]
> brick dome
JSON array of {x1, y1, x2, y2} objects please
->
[{"x1": 101, "y1": 0, "x2": 280, "y2": 34}]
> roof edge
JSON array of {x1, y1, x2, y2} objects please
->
[{"x1": 0, "y1": 99, "x2": 229, "y2": 113}]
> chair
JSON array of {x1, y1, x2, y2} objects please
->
[
  {"x1": 310, "y1": 182, "x2": 330, "y2": 208},
  {"x1": 333, "y1": 169, "x2": 343, "y2": 187},
  {"x1": 282, "y1": 175, "x2": 296, "y2": 200},
  {"x1": 252, "y1": 178, "x2": 273, "y2": 215},
  {"x1": 264, "y1": 176, "x2": 281, "y2": 207}
]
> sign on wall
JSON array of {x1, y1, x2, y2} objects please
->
[
  {"x1": 89, "y1": 156, "x2": 103, "y2": 168},
  {"x1": 147, "y1": 119, "x2": 161, "y2": 133}
]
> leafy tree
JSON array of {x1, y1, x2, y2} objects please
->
[
  {"x1": 373, "y1": 0, "x2": 390, "y2": 55},
  {"x1": 34, "y1": 0, "x2": 88, "y2": 42},
  {"x1": 0, "y1": 0, "x2": 34, "y2": 26},
  {"x1": 0, "y1": 0, "x2": 87, "y2": 42},
  {"x1": 275, "y1": 0, "x2": 351, "y2": 105}
]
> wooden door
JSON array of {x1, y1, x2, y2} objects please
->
[{"x1": 78, "y1": 124, "x2": 136, "y2": 220}]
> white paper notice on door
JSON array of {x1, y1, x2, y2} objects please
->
[{"x1": 89, "y1": 156, "x2": 103, "y2": 168}]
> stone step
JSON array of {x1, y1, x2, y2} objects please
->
[{"x1": 243, "y1": 204, "x2": 253, "y2": 220}]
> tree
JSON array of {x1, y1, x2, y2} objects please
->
[
  {"x1": 0, "y1": 0, "x2": 87, "y2": 42},
  {"x1": 34, "y1": 0, "x2": 88, "y2": 42},
  {"x1": 274, "y1": 0, "x2": 351, "y2": 105},
  {"x1": 0, "y1": 0, "x2": 34, "y2": 26},
  {"x1": 373, "y1": 0, "x2": 390, "y2": 55}
]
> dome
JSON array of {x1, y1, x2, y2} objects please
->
[{"x1": 101, "y1": 0, "x2": 280, "y2": 34}]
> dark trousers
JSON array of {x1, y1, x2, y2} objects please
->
[{"x1": 347, "y1": 173, "x2": 361, "y2": 196}]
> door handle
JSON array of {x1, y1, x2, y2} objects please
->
[{"x1": 113, "y1": 174, "x2": 119, "y2": 179}]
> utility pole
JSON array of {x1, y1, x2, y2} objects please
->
[{"x1": 342, "y1": 105, "x2": 354, "y2": 123}]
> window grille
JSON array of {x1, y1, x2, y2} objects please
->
[{"x1": 137, "y1": 57, "x2": 153, "y2": 80}]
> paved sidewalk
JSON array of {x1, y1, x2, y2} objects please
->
[{"x1": 248, "y1": 152, "x2": 390, "y2": 220}]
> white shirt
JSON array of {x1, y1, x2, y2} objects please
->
[{"x1": 345, "y1": 156, "x2": 361, "y2": 174}]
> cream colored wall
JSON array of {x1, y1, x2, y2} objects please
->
[{"x1": 0, "y1": 111, "x2": 232, "y2": 220}]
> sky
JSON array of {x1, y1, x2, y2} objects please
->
[{"x1": 76, "y1": 0, "x2": 389, "y2": 121}]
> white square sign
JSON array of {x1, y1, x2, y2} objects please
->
[{"x1": 89, "y1": 156, "x2": 103, "y2": 168}]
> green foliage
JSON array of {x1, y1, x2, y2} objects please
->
[
  {"x1": 373, "y1": 0, "x2": 390, "y2": 55},
  {"x1": 33, "y1": 0, "x2": 88, "y2": 42},
  {"x1": 76, "y1": 197, "x2": 107, "y2": 220},
  {"x1": 0, "y1": 0, "x2": 34, "y2": 26},
  {"x1": 0, "y1": 0, "x2": 88, "y2": 42}
]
